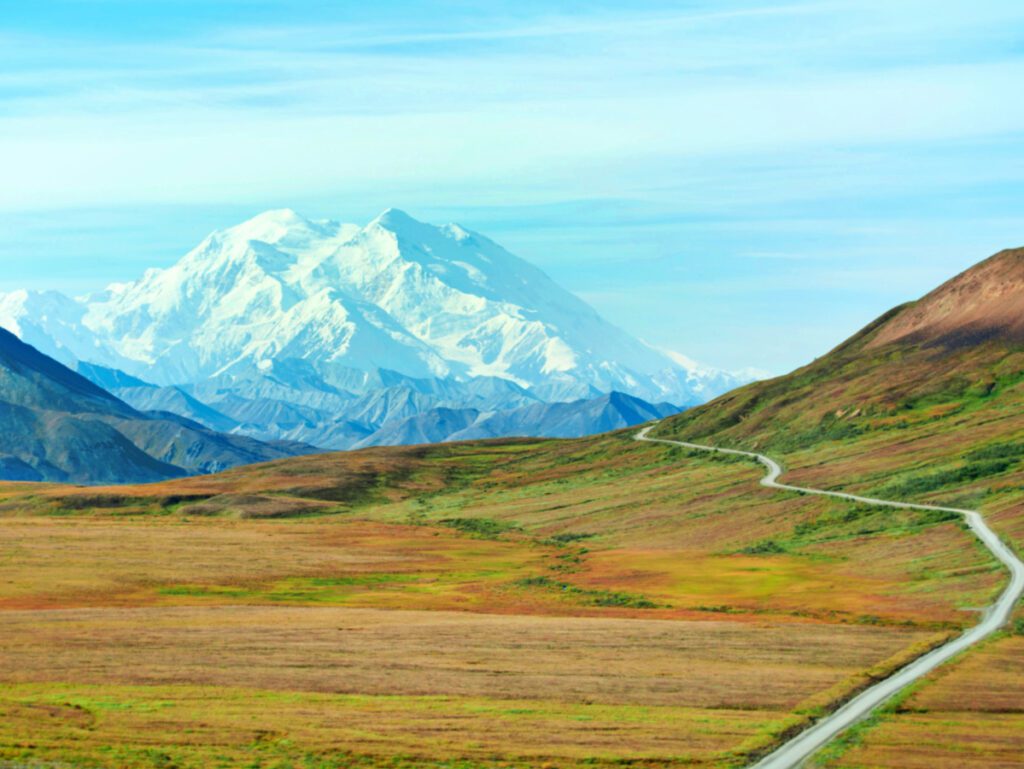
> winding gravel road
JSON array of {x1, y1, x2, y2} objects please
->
[{"x1": 635, "y1": 423, "x2": 1024, "y2": 769}]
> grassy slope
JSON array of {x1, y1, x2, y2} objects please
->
[
  {"x1": 653, "y1": 308, "x2": 1024, "y2": 767},
  {"x1": 656, "y1": 319, "x2": 1024, "y2": 545}
]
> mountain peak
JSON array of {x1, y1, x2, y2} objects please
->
[
  {"x1": 368, "y1": 207, "x2": 426, "y2": 232},
  {"x1": 225, "y1": 208, "x2": 317, "y2": 245},
  {"x1": 241, "y1": 208, "x2": 306, "y2": 226},
  {"x1": 0, "y1": 208, "x2": 747, "y2": 407},
  {"x1": 868, "y1": 246, "x2": 1024, "y2": 349}
]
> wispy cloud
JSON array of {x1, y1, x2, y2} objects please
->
[{"x1": 1, "y1": 1, "x2": 1023, "y2": 371}]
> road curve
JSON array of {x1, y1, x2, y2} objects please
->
[{"x1": 635, "y1": 423, "x2": 1024, "y2": 769}]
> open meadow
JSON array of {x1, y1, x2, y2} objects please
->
[
  {"x1": 0, "y1": 430, "x2": 1004, "y2": 768},
  {"x1": 0, "y1": 606, "x2": 938, "y2": 769}
]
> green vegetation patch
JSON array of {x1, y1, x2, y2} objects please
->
[
  {"x1": 438, "y1": 517, "x2": 522, "y2": 539},
  {"x1": 793, "y1": 502, "x2": 961, "y2": 543},
  {"x1": 768, "y1": 413, "x2": 868, "y2": 453},
  {"x1": 160, "y1": 574, "x2": 433, "y2": 604},
  {"x1": 963, "y1": 440, "x2": 1024, "y2": 462},
  {"x1": 514, "y1": 575, "x2": 662, "y2": 609},
  {"x1": 545, "y1": 531, "x2": 597, "y2": 544},
  {"x1": 738, "y1": 540, "x2": 788, "y2": 555},
  {"x1": 881, "y1": 460, "x2": 1015, "y2": 498},
  {"x1": 305, "y1": 574, "x2": 421, "y2": 587},
  {"x1": 734, "y1": 501, "x2": 973, "y2": 560}
]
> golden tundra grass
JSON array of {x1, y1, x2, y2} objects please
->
[
  {"x1": 0, "y1": 432, "x2": 1008, "y2": 767},
  {"x1": 0, "y1": 606, "x2": 940, "y2": 769},
  {"x1": 0, "y1": 434, "x2": 1004, "y2": 626},
  {"x1": 810, "y1": 634, "x2": 1024, "y2": 769}
]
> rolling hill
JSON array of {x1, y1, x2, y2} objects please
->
[{"x1": 656, "y1": 247, "x2": 1024, "y2": 520}]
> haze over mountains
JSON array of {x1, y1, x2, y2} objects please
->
[
  {"x1": 0, "y1": 209, "x2": 746, "y2": 455},
  {"x1": 0, "y1": 328, "x2": 308, "y2": 483}
]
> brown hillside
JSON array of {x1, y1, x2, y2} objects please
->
[
  {"x1": 868, "y1": 247, "x2": 1024, "y2": 349},
  {"x1": 656, "y1": 244, "x2": 1024, "y2": 537}
]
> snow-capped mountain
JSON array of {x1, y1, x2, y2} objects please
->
[{"x1": 0, "y1": 208, "x2": 754, "y2": 447}]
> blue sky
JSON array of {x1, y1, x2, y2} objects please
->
[{"x1": 2, "y1": 1, "x2": 1023, "y2": 373}]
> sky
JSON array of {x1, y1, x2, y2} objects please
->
[{"x1": 1, "y1": 0, "x2": 1023, "y2": 374}]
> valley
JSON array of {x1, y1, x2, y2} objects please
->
[
  {"x1": 0, "y1": 421, "x2": 1011, "y2": 768},
  {"x1": 7, "y1": 5, "x2": 1021, "y2": 768},
  {"x1": 1, "y1": 247, "x2": 1023, "y2": 768}
]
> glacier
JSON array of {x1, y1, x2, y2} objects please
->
[{"x1": 0, "y1": 208, "x2": 755, "y2": 448}]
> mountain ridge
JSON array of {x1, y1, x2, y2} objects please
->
[
  {"x1": 0, "y1": 208, "x2": 750, "y2": 449},
  {"x1": 0, "y1": 328, "x2": 313, "y2": 483},
  {"x1": 0, "y1": 208, "x2": 746, "y2": 401}
]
